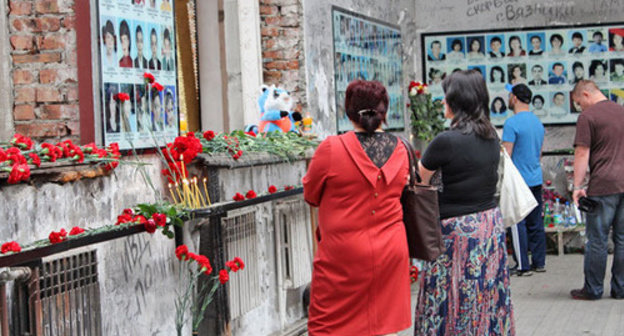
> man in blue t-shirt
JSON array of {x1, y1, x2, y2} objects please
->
[{"x1": 503, "y1": 83, "x2": 546, "y2": 276}]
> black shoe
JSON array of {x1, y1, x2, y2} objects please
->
[
  {"x1": 610, "y1": 291, "x2": 624, "y2": 300},
  {"x1": 532, "y1": 266, "x2": 546, "y2": 273},
  {"x1": 570, "y1": 288, "x2": 600, "y2": 300},
  {"x1": 511, "y1": 269, "x2": 533, "y2": 276}
]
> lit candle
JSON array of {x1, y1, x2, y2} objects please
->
[
  {"x1": 174, "y1": 183, "x2": 184, "y2": 207},
  {"x1": 168, "y1": 183, "x2": 177, "y2": 203}
]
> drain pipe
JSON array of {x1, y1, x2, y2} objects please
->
[{"x1": 0, "y1": 267, "x2": 32, "y2": 336}]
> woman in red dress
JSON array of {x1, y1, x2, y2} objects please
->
[{"x1": 303, "y1": 80, "x2": 411, "y2": 335}]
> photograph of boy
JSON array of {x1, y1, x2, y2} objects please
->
[
  {"x1": 528, "y1": 33, "x2": 545, "y2": 56},
  {"x1": 548, "y1": 62, "x2": 567, "y2": 84},
  {"x1": 568, "y1": 31, "x2": 586, "y2": 54},
  {"x1": 487, "y1": 35, "x2": 505, "y2": 58}
]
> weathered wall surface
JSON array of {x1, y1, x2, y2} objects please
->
[
  {"x1": 303, "y1": 0, "x2": 418, "y2": 138},
  {"x1": 413, "y1": 0, "x2": 624, "y2": 192},
  {"x1": 0, "y1": 156, "x2": 192, "y2": 335},
  {"x1": 8, "y1": 0, "x2": 80, "y2": 143}
]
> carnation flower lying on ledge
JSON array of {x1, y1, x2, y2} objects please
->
[{"x1": 0, "y1": 134, "x2": 122, "y2": 185}]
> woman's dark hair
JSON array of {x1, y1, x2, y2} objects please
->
[
  {"x1": 489, "y1": 66, "x2": 505, "y2": 82},
  {"x1": 550, "y1": 33, "x2": 564, "y2": 45},
  {"x1": 469, "y1": 37, "x2": 482, "y2": 51},
  {"x1": 572, "y1": 61, "x2": 584, "y2": 71},
  {"x1": 442, "y1": 70, "x2": 497, "y2": 139},
  {"x1": 509, "y1": 36, "x2": 521, "y2": 47},
  {"x1": 589, "y1": 59, "x2": 606, "y2": 76},
  {"x1": 451, "y1": 39, "x2": 463, "y2": 50},
  {"x1": 102, "y1": 20, "x2": 116, "y2": 51},
  {"x1": 119, "y1": 20, "x2": 131, "y2": 52},
  {"x1": 428, "y1": 68, "x2": 443, "y2": 81},
  {"x1": 490, "y1": 97, "x2": 507, "y2": 113},
  {"x1": 345, "y1": 80, "x2": 389, "y2": 134}
]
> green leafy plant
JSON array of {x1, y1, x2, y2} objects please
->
[{"x1": 408, "y1": 81, "x2": 445, "y2": 142}]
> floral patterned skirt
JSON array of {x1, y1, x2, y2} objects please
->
[{"x1": 414, "y1": 207, "x2": 515, "y2": 336}]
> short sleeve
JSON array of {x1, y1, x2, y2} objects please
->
[
  {"x1": 303, "y1": 137, "x2": 333, "y2": 207},
  {"x1": 574, "y1": 114, "x2": 591, "y2": 148},
  {"x1": 420, "y1": 132, "x2": 452, "y2": 171},
  {"x1": 501, "y1": 119, "x2": 517, "y2": 144}
]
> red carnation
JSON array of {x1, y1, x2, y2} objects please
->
[
  {"x1": 133, "y1": 215, "x2": 148, "y2": 224},
  {"x1": 233, "y1": 257, "x2": 245, "y2": 270},
  {"x1": 162, "y1": 161, "x2": 187, "y2": 184},
  {"x1": 268, "y1": 185, "x2": 277, "y2": 194},
  {"x1": 152, "y1": 82, "x2": 164, "y2": 92},
  {"x1": 8, "y1": 164, "x2": 30, "y2": 184},
  {"x1": 69, "y1": 227, "x2": 85, "y2": 236},
  {"x1": 28, "y1": 153, "x2": 41, "y2": 167},
  {"x1": 115, "y1": 92, "x2": 130, "y2": 101},
  {"x1": 11, "y1": 133, "x2": 33, "y2": 150},
  {"x1": 144, "y1": 219, "x2": 157, "y2": 233},
  {"x1": 194, "y1": 255, "x2": 212, "y2": 275},
  {"x1": 144, "y1": 72, "x2": 155, "y2": 83},
  {"x1": 219, "y1": 269, "x2": 229, "y2": 284},
  {"x1": 49, "y1": 229, "x2": 67, "y2": 244},
  {"x1": 245, "y1": 131, "x2": 256, "y2": 137},
  {"x1": 175, "y1": 245, "x2": 189, "y2": 260},
  {"x1": 245, "y1": 190, "x2": 257, "y2": 199},
  {"x1": 169, "y1": 133, "x2": 203, "y2": 164},
  {"x1": 284, "y1": 185, "x2": 294, "y2": 191},
  {"x1": 152, "y1": 213, "x2": 167, "y2": 227},
  {"x1": 203, "y1": 130, "x2": 215, "y2": 141},
  {"x1": 6, "y1": 147, "x2": 26, "y2": 165},
  {"x1": 41, "y1": 143, "x2": 58, "y2": 162},
  {"x1": 1, "y1": 241, "x2": 21, "y2": 254},
  {"x1": 123, "y1": 208, "x2": 134, "y2": 216},
  {"x1": 414, "y1": 150, "x2": 422, "y2": 159},
  {"x1": 232, "y1": 193, "x2": 245, "y2": 202},
  {"x1": 0, "y1": 148, "x2": 7, "y2": 163},
  {"x1": 408, "y1": 81, "x2": 418, "y2": 90},
  {"x1": 116, "y1": 213, "x2": 133, "y2": 225}
]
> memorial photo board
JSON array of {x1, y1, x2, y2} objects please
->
[
  {"x1": 97, "y1": 0, "x2": 179, "y2": 150},
  {"x1": 332, "y1": 6, "x2": 404, "y2": 132},
  {"x1": 422, "y1": 23, "x2": 624, "y2": 126}
]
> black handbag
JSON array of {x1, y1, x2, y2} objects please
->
[{"x1": 399, "y1": 137, "x2": 444, "y2": 261}]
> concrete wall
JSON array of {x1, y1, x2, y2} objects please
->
[
  {"x1": 413, "y1": 0, "x2": 624, "y2": 193},
  {"x1": 303, "y1": 0, "x2": 418, "y2": 138},
  {"x1": 0, "y1": 156, "x2": 193, "y2": 335},
  {"x1": 189, "y1": 157, "x2": 310, "y2": 335}
]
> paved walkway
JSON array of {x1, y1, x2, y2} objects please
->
[{"x1": 400, "y1": 255, "x2": 624, "y2": 336}]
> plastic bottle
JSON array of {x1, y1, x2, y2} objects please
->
[
  {"x1": 553, "y1": 198, "x2": 563, "y2": 227},
  {"x1": 543, "y1": 203, "x2": 553, "y2": 227},
  {"x1": 564, "y1": 201, "x2": 577, "y2": 227}
]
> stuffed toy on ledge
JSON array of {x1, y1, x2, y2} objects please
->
[{"x1": 254, "y1": 84, "x2": 302, "y2": 133}]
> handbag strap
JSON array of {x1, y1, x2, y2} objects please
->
[{"x1": 398, "y1": 136, "x2": 422, "y2": 185}]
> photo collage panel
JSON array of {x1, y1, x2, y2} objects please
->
[
  {"x1": 424, "y1": 24, "x2": 624, "y2": 126},
  {"x1": 98, "y1": 0, "x2": 178, "y2": 150},
  {"x1": 332, "y1": 8, "x2": 404, "y2": 132}
]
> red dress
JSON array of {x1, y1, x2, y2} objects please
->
[{"x1": 303, "y1": 132, "x2": 412, "y2": 335}]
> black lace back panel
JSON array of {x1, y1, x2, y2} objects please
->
[{"x1": 354, "y1": 132, "x2": 398, "y2": 168}]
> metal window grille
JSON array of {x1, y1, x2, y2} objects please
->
[
  {"x1": 28, "y1": 251, "x2": 102, "y2": 336},
  {"x1": 221, "y1": 209, "x2": 261, "y2": 320},
  {"x1": 275, "y1": 199, "x2": 313, "y2": 289}
]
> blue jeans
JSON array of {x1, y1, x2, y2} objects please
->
[
  {"x1": 510, "y1": 186, "x2": 546, "y2": 271},
  {"x1": 583, "y1": 192, "x2": 624, "y2": 298}
]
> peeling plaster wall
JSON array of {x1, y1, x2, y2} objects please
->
[
  {"x1": 303, "y1": 0, "x2": 418, "y2": 138},
  {"x1": 414, "y1": 0, "x2": 624, "y2": 193},
  {"x1": 0, "y1": 157, "x2": 191, "y2": 335}
]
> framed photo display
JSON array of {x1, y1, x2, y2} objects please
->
[
  {"x1": 422, "y1": 23, "x2": 624, "y2": 126},
  {"x1": 332, "y1": 6, "x2": 404, "y2": 133},
  {"x1": 97, "y1": 0, "x2": 179, "y2": 150}
]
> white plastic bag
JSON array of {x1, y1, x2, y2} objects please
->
[{"x1": 499, "y1": 147, "x2": 538, "y2": 228}]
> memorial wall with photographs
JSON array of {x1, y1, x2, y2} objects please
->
[
  {"x1": 422, "y1": 23, "x2": 624, "y2": 126},
  {"x1": 332, "y1": 7, "x2": 404, "y2": 133},
  {"x1": 98, "y1": 0, "x2": 179, "y2": 150}
]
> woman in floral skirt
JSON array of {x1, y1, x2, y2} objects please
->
[{"x1": 415, "y1": 70, "x2": 515, "y2": 335}]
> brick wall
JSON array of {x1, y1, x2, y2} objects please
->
[
  {"x1": 8, "y1": 0, "x2": 79, "y2": 142},
  {"x1": 259, "y1": 0, "x2": 306, "y2": 113}
]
